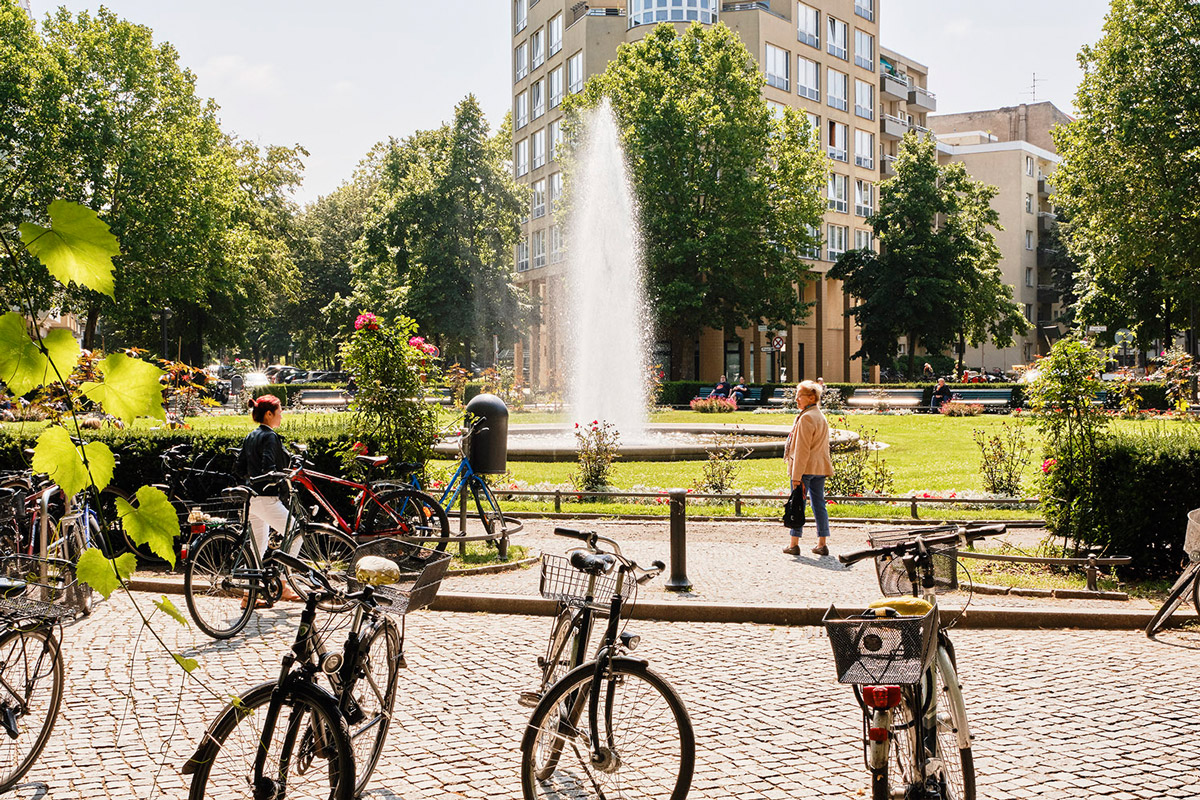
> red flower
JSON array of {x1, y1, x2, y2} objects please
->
[
  {"x1": 354, "y1": 312, "x2": 379, "y2": 331},
  {"x1": 1041, "y1": 458, "x2": 1057, "y2": 474},
  {"x1": 351, "y1": 441, "x2": 368, "y2": 455}
]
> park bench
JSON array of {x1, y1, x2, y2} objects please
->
[
  {"x1": 949, "y1": 387, "x2": 1012, "y2": 409},
  {"x1": 424, "y1": 388, "x2": 453, "y2": 405},
  {"x1": 846, "y1": 388, "x2": 925, "y2": 409},
  {"x1": 296, "y1": 389, "x2": 351, "y2": 409},
  {"x1": 691, "y1": 386, "x2": 761, "y2": 406},
  {"x1": 768, "y1": 387, "x2": 795, "y2": 405}
]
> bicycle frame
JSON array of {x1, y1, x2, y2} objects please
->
[
  {"x1": 287, "y1": 466, "x2": 396, "y2": 538},
  {"x1": 411, "y1": 457, "x2": 476, "y2": 517}
]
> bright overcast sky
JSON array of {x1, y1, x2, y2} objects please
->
[{"x1": 40, "y1": 0, "x2": 1108, "y2": 205}]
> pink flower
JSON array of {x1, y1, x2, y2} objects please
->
[
  {"x1": 354, "y1": 312, "x2": 379, "y2": 331},
  {"x1": 1041, "y1": 458, "x2": 1057, "y2": 474},
  {"x1": 351, "y1": 441, "x2": 368, "y2": 455},
  {"x1": 409, "y1": 336, "x2": 425, "y2": 348}
]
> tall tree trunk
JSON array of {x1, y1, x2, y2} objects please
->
[
  {"x1": 1163, "y1": 297, "x2": 1173, "y2": 352},
  {"x1": 906, "y1": 334, "x2": 917, "y2": 379},
  {"x1": 83, "y1": 306, "x2": 100, "y2": 350},
  {"x1": 957, "y1": 332, "x2": 966, "y2": 375},
  {"x1": 669, "y1": 328, "x2": 687, "y2": 382}
]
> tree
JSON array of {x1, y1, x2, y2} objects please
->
[
  {"x1": 830, "y1": 133, "x2": 1027, "y2": 376},
  {"x1": 1053, "y1": 0, "x2": 1200, "y2": 359},
  {"x1": 358, "y1": 96, "x2": 530, "y2": 366},
  {"x1": 566, "y1": 22, "x2": 826, "y2": 380}
]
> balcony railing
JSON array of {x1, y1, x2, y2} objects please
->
[
  {"x1": 907, "y1": 85, "x2": 938, "y2": 112},
  {"x1": 880, "y1": 71, "x2": 909, "y2": 100}
]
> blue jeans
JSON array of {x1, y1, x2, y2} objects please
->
[{"x1": 789, "y1": 475, "x2": 831, "y2": 540}]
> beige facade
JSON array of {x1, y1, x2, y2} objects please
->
[{"x1": 510, "y1": 0, "x2": 931, "y2": 388}]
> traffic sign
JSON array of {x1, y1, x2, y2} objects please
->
[
  {"x1": 1087, "y1": 325, "x2": 1107, "y2": 333},
  {"x1": 1115, "y1": 328, "x2": 1135, "y2": 345},
  {"x1": 772, "y1": 336, "x2": 785, "y2": 350},
  {"x1": 761, "y1": 346, "x2": 774, "y2": 354}
]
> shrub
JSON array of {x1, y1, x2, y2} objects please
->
[
  {"x1": 1159, "y1": 347, "x2": 1194, "y2": 411},
  {"x1": 572, "y1": 420, "x2": 620, "y2": 492},
  {"x1": 690, "y1": 396, "x2": 737, "y2": 413},
  {"x1": 693, "y1": 433, "x2": 750, "y2": 494},
  {"x1": 827, "y1": 427, "x2": 894, "y2": 496},
  {"x1": 818, "y1": 387, "x2": 843, "y2": 411},
  {"x1": 249, "y1": 382, "x2": 342, "y2": 408},
  {"x1": 939, "y1": 401, "x2": 984, "y2": 417},
  {"x1": 973, "y1": 422, "x2": 1034, "y2": 495}
]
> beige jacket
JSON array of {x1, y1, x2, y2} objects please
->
[{"x1": 784, "y1": 405, "x2": 834, "y2": 482}]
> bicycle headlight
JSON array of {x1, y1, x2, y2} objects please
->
[
  {"x1": 320, "y1": 653, "x2": 343, "y2": 674},
  {"x1": 619, "y1": 632, "x2": 641, "y2": 651}
]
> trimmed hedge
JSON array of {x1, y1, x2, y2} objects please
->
[{"x1": 248, "y1": 382, "x2": 343, "y2": 407}]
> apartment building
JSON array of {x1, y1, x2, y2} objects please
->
[
  {"x1": 928, "y1": 102, "x2": 1072, "y2": 370},
  {"x1": 509, "y1": 0, "x2": 934, "y2": 388},
  {"x1": 17, "y1": 0, "x2": 31, "y2": 15}
]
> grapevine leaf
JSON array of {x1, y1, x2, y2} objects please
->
[
  {"x1": 80, "y1": 353, "x2": 166, "y2": 424},
  {"x1": 77, "y1": 548, "x2": 137, "y2": 599},
  {"x1": 31, "y1": 428, "x2": 114, "y2": 496},
  {"x1": 114, "y1": 486, "x2": 179, "y2": 568},
  {"x1": 172, "y1": 653, "x2": 199, "y2": 673},
  {"x1": 18, "y1": 200, "x2": 119, "y2": 297},
  {"x1": 154, "y1": 595, "x2": 189, "y2": 627},
  {"x1": 0, "y1": 313, "x2": 81, "y2": 396}
]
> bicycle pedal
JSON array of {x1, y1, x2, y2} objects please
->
[
  {"x1": 517, "y1": 690, "x2": 542, "y2": 708},
  {"x1": 0, "y1": 705, "x2": 17, "y2": 739},
  {"x1": 397, "y1": 653, "x2": 408, "y2": 669}
]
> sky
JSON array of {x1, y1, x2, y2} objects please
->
[{"x1": 38, "y1": 0, "x2": 1109, "y2": 205}]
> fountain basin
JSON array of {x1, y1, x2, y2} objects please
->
[{"x1": 434, "y1": 423, "x2": 860, "y2": 462}]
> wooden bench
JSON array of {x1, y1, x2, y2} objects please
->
[
  {"x1": 296, "y1": 389, "x2": 351, "y2": 409},
  {"x1": 737, "y1": 387, "x2": 763, "y2": 406},
  {"x1": 846, "y1": 388, "x2": 926, "y2": 409},
  {"x1": 949, "y1": 388, "x2": 1012, "y2": 409},
  {"x1": 768, "y1": 388, "x2": 795, "y2": 405}
]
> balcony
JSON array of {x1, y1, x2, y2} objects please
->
[
  {"x1": 907, "y1": 85, "x2": 937, "y2": 112},
  {"x1": 1037, "y1": 246, "x2": 1054, "y2": 268},
  {"x1": 1038, "y1": 212, "x2": 1057, "y2": 235},
  {"x1": 570, "y1": 4, "x2": 624, "y2": 26},
  {"x1": 1037, "y1": 284, "x2": 1060, "y2": 305},
  {"x1": 882, "y1": 154, "x2": 897, "y2": 176},
  {"x1": 881, "y1": 113, "x2": 908, "y2": 140},
  {"x1": 1038, "y1": 176, "x2": 1052, "y2": 197},
  {"x1": 880, "y1": 72, "x2": 909, "y2": 101}
]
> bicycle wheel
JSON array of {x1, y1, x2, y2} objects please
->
[
  {"x1": 282, "y1": 521, "x2": 356, "y2": 606},
  {"x1": 469, "y1": 476, "x2": 509, "y2": 559},
  {"x1": 521, "y1": 658, "x2": 695, "y2": 800},
  {"x1": 932, "y1": 652, "x2": 976, "y2": 800},
  {"x1": 183, "y1": 530, "x2": 257, "y2": 639},
  {"x1": 0, "y1": 626, "x2": 64, "y2": 792},
  {"x1": 339, "y1": 617, "x2": 399, "y2": 796},
  {"x1": 186, "y1": 680, "x2": 354, "y2": 800},
  {"x1": 1145, "y1": 560, "x2": 1200, "y2": 638},
  {"x1": 360, "y1": 488, "x2": 450, "y2": 559}
]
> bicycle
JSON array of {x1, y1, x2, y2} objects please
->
[
  {"x1": 519, "y1": 526, "x2": 694, "y2": 800},
  {"x1": 1145, "y1": 508, "x2": 1200, "y2": 638},
  {"x1": 824, "y1": 523, "x2": 1007, "y2": 800},
  {"x1": 183, "y1": 538, "x2": 451, "y2": 799}
]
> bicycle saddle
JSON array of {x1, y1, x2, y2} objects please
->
[
  {"x1": 391, "y1": 461, "x2": 420, "y2": 477},
  {"x1": 356, "y1": 556, "x2": 401, "y2": 586},
  {"x1": 355, "y1": 455, "x2": 389, "y2": 469},
  {"x1": 570, "y1": 551, "x2": 616, "y2": 576},
  {"x1": 0, "y1": 578, "x2": 27, "y2": 599}
]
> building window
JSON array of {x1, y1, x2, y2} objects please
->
[
  {"x1": 855, "y1": 179, "x2": 874, "y2": 217},
  {"x1": 797, "y1": 3, "x2": 819, "y2": 48},
  {"x1": 828, "y1": 173, "x2": 848, "y2": 213},
  {"x1": 515, "y1": 91, "x2": 529, "y2": 129},
  {"x1": 767, "y1": 99, "x2": 787, "y2": 119},
  {"x1": 827, "y1": 16, "x2": 847, "y2": 60},
  {"x1": 548, "y1": 13, "x2": 563, "y2": 57},
  {"x1": 532, "y1": 129, "x2": 546, "y2": 170},
  {"x1": 549, "y1": 119, "x2": 563, "y2": 161},
  {"x1": 1025, "y1": 230, "x2": 1034, "y2": 250},
  {"x1": 854, "y1": 129, "x2": 874, "y2": 168},
  {"x1": 1024, "y1": 303, "x2": 1033, "y2": 322},
  {"x1": 1025, "y1": 267, "x2": 1034, "y2": 287},
  {"x1": 1025, "y1": 193, "x2": 1034, "y2": 213},
  {"x1": 515, "y1": 138, "x2": 529, "y2": 177},
  {"x1": 515, "y1": 0, "x2": 527, "y2": 32},
  {"x1": 516, "y1": 235, "x2": 529, "y2": 271},
  {"x1": 629, "y1": 0, "x2": 718, "y2": 27},
  {"x1": 723, "y1": 339, "x2": 742, "y2": 382},
  {"x1": 515, "y1": 42, "x2": 528, "y2": 82},
  {"x1": 530, "y1": 28, "x2": 544, "y2": 70},
  {"x1": 854, "y1": 0, "x2": 874, "y2": 23},
  {"x1": 827, "y1": 224, "x2": 848, "y2": 260},
  {"x1": 1026, "y1": 155, "x2": 1035, "y2": 177},
  {"x1": 550, "y1": 224, "x2": 565, "y2": 263},
  {"x1": 854, "y1": 30, "x2": 874, "y2": 71},
  {"x1": 827, "y1": 121, "x2": 847, "y2": 162},
  {"x1": 568, "y1": 51, "x2": 584, "y2": 94},
  {"x1": 854, "y1": 79, "x2": 874, "y2": 120},
  {"x1": 854, "y1": 228, "x2": 873, "y2": 251},
  {"x1": 549, "y1": 66, "x2": 564, "y2": 108},
  {"x1": 801, "y1": 224, "x2": 822, "y2": 260},
  {"x1": 532, "y1": 229, "x2": 547, "y2": 269},
  {"x1": 532, "y1": 79, "x2": 545, "y2": 119},
  {"x1": 827, "y1": 68, "x2": 848, "y2": 111},
  {"x1": 765, "y1": 44, "x2": 790, "y2": 91},
  {"x1": 549, "y1": 171, "x2": 563, "y2": 212},
  {"x1": 807, "y1": 112, "x2": 820, "y2": 143},
  {"x1": 797, "y1": 56, "x2": 819, "y2": 101},
  {"x1": 531, "y1": 179, "x2": 546, "y2": 218}
]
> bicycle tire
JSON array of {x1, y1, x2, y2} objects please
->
[
  {"x1": 0, "y1": 626, "x2": 64, "y2": 792},
  {"x1": 281, "y1": 521, "x2": 356, "y2": 608},
  {"x1": 541, "y1": 608, "x2": 578, "y2": 695},
  {"x1": 469, "y1": 476, "x2": 509, "y2": 559},
  {"x1": 95, "y1": 485, "x2": 172, "y2": 564},
  {"x1": 186, "y1": 680, "x2": 354, "y2": 800},
  {"x1": 183, "y1": 530, "x2": 257, "y2": 639},
  {"x1": 337, "y1": 617, "x2": 400, "y2": 796},
  {"x1": 932, "y1": 649, "x2": 976, "y2": 800},
  {"x1": 521, "y1": 658, "x2": 695, "y2": 800},
  {"x1": 1145, "y1": 560, "x2": 1200, "y2": 638},
  {"x1": 360, "y1": 488, "x2": 450, "y2": 559}
]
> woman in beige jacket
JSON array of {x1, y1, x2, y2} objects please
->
[{"x1": 783, "y1": 380, "x2": 834, "y2": 556}]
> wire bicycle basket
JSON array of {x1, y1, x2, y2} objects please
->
[
  {"x1": 538, "y1": 553, "x2": 635, "y2": 615},
  {"x1": 869, "y1": 528, "x2": 959, "y2": 596},
  {"x1": 1185, "y1": 509, "x2": 1200, "y2": 563},
  {"x1": 0, "y1": 554, "x2": 88, "y2": 619},
  {"x1": 337, "y1": 538, "x2": 452, "y2": 619},
  {"x1": 823, "y1": 604, "x2": 939, "y2": 685}
]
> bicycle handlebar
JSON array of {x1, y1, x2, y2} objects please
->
[
  {"x1": 261, "y1": 546, "x2": 392, "y2": 609},
  {"x1": 838, "y1": 524, "x2": 1009, "y2": 566},
  {"x1": 555, "y1": 526, "x2": 665, "y2": 583}
]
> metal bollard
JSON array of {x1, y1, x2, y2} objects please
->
[
  {"x1": 554, "y1": 489, "x2": 562, "y2": 513},
  {"x1": 734, "y1": 492, "x2": 742, "y2": 516},
  {"x1": 666, "y1": 488, "x2": 692, "y2": 592}
]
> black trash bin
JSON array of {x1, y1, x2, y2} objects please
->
[{"x1": 465, "y1": 393, "x2": 509, "y2": 475}]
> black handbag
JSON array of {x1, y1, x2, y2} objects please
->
[{"x1": 782, "y1": 484, "x2": 807, "y2": 529}]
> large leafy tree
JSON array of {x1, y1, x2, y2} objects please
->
[
  {"x1": 358, "y1": 96, "x2": 529, "y2": 366},
  {"x1": 1053, "y1": 0, "x2": 1200, "y2": 358},
  {"x1": 566, "y1": 22, "x2": 826, "y2": 380},
  {"x1": 830, "y1": 133, "x2": 1027, "y2": 375}
]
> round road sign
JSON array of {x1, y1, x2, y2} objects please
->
[{"x1": 772, "y1": 336, "x2": 785, "y2": 350}]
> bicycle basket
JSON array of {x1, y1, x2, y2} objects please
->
[
  {"x1": 869, "y1": 528, "x2": 959, "y2": 597},
  {"x1": 538, "y1": 553, "x2": 635, "y2": 615},
  {"x1": 337, "y1": 538, "x2": 451, "y2": 618},
  {"x1": 822, "y1": 604, "x2": 939, "y2": 685},
  {"x1": 177, "y1": 496, "x2": 248, "y2": 535},
  {"x1": 0, "y1": 554, "x2": 86, "y2": 619},
  {"x1": 1185, "y1": 509, "x2": 1200, "y2": 563}
]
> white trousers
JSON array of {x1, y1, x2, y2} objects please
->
[{"x1": 248, "y1": 496, "x2": 289, "y2": 559}]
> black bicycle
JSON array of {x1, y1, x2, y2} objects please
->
[
  {"x1": 184, "y1": 538, "x2": 451, "y2": 798},
  {"x1": 519, "y1": 526, "x2": 694, "y2": 800},
  {"x1": 1145, "y1": 508, "x2": 1200, "y2": 638}
]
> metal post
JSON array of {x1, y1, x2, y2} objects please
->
[
  {"x1": 1085, "y1": 555, "x2": 1099, "y2": 592},
  {"x1": 666, "y1": 488, "x2": 692, "y2": 592},
  {"x1": 734, "y1": 493, "x2": 742, "y2": 517},
  {"x1": 910, "y1": 499, "x2": 919, "y2": 519},
  {"x1": 554, "y1": 489, "x2": 561, "y2": 513}
]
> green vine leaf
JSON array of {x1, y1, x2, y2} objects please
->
[
  {"x1": 172, "y1": 653, "x2": 199, "y2": 673},
  {"x1": 80, "y1": 353, "x2": 166, "y2": 424},
  {"x1": 0, "y1": 313, "x2": 81, "y2": 396},
  {"x1": 114, "y1": 486, "x2": 179, "y2": 567},
  {"x1": 154, "y1": 595, "x2": 189, "y2": 627},
  {"x1": 18, "y1": 200, "x2": 119, "y2": 297},
  {"x1": 31, "y1": 428, "x2": 114, "y2": 496},
  {"x1": 77, "y1": 548, "x2": 137, "y2": 599}
]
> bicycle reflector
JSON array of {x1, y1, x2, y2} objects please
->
[{"x1": 863, "y1": 685, "x2": 903, "y2": 709}]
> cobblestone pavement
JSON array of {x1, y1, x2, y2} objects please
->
[
  {"x1": 455, "y1": 519, "x2": 1157, "y2": 611},
  {"x1": 11, "y1": 590, "x2": 1199, "y2": 799}
]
